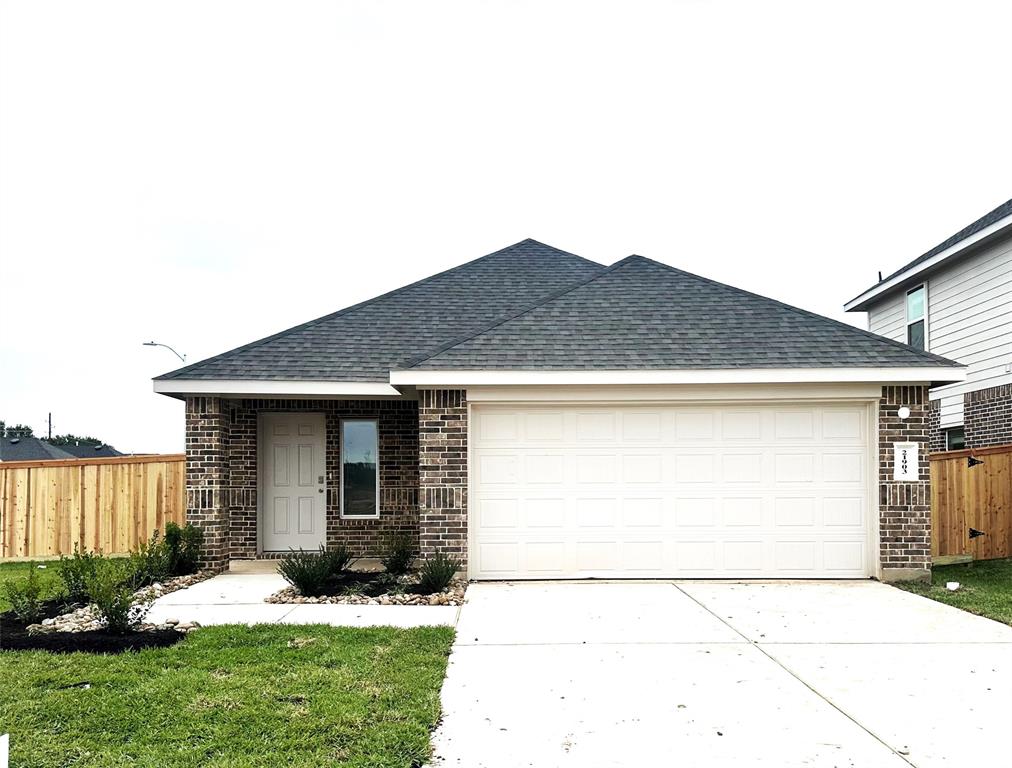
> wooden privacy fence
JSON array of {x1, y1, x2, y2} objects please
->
[
  {"x1": 0, "y1": 454, "x2": 185, "y2": 560},
  {"x1": 930, "y1": 444, "x2": 1012, "y2": 562}
]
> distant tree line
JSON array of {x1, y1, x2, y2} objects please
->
[{"x1": 0, "y1": 420, "x2": 105, "y2": 446}]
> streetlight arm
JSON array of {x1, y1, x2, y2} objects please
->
[{"x1": 143, "y1": 341, "x2": 186, "y2": 363}]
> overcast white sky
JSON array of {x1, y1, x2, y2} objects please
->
[{"x1": 1, "y1": 0, "x2": 1010, "y2": 454}]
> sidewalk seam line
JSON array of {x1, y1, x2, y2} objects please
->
[{"x1": 672, "y1": 583, "x2": 917, "y2": 768}]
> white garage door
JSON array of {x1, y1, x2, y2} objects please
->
[{"x1": 470, "y1": 403, "x2": 873, "y2": 579}]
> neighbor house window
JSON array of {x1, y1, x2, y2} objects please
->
[
  {"x1": 945, "y1": 427, "x2": 966, "y2": 451},
  {"x1": 341, "y1": 420, "x2": 379, "y2": 518},
  {"x1": 906, "y1": 284, "x2": 927, "y2": 350}
]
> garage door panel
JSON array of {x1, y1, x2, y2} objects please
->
[
  {"x1": 775, "y1": 411, "x2": 816, "y2": 440},
  {"x1": 824, "y1": 497, "x2": 864, "y2": 526},
  {"x1": 524, "y1": 498, "x2": 566, "y2": 527},
  {"x1": 823, "y1": 409, "x2": 865, "y2": 440},
  {"x1": 722, "y1": 411, "x2": 763, "y2": 440},
  {"x1": 524, "y1": 411, "x2": 564, "y2": 440},
  {"x1": 576, "y1": 411, "x2": 616, "y2": 440},
  {"x1": 576, "y1": 454, "x2": 617, "y2": 483},
  {"x1": 624, "y1": 411, "x2": 663, "y2": 440},
  {"x1": 471, "y1": 404, "x2": 872, "y2": 579},
  {"x1": 576, "y1": 498, "x2": 618, "y2": 528}
]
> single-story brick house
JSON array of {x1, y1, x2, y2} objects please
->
[{"x1": 154, "y1": 240, "x2": 965, "y2": 582}]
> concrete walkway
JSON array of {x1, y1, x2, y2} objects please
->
[
  {"x1": 146, "y1": 570, "x2": 459, "y2": 628},
  {"x1": 431, "y1": 581, "x2": 1012, "y2": 767}
]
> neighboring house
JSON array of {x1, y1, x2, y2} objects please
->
[
  {"x1": 845, "y1": 199, "x2": 1012, "y2": 452},
  {"x1": 154, "y1": 240, "x2": 964, "y2": 582},
  {"x1": 0, "y1": 436, "x2": 76, "y2": 461},
  {"x1": 59, "y1": 442, "x2": 123, "y2": 458}
]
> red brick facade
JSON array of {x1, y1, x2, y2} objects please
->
[
  {"x1": 878, "y1": 385, "x2": 931, "y2": 580},
  {"x1": 185, "y1": 396, "x2": 419, "y2": 564},
  {"x1": 185, "y1": 397, "x2": 230, "y2": 571},
  {"x1": 964, "y1": 384, "x2": 1012, "y2": 448},
  {"x1": 927, "y1": 399, "x2": 944, "y2": 452},
  {"x1": 185, "y1": 385, "x2": 936, "y2": 580},
  {"x1": 418, "y1": 389, "x2": 469, "y2": 564}
]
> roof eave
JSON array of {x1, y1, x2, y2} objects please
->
[
  {"x1": 390, "y1": 367, "x2": 967, "y2": 387},
  {"x1": 844, "y1": 212, "x2": 1012, "y2": 312},
  {"x1": 152, "y1": 378, "x2": 405, "y2": 400}
]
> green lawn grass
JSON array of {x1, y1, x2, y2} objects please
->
[
  {"x1": 0, "y1": 560, "x2": 64, "y2": 611},
  {"x1": 897, "y1": 557, "x2": 1012, "y2": 625},
  {"x1": 0, "y1": 624, "x2": 454, "y2": 768}
]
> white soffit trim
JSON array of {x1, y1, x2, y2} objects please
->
[
  {"x1": 390, "y1": 367, "x2": 966, "y2": 386},
  {"x1": 153, "y1": 379, "x2": 403, "y2": 397},
  {"x1": 844, "y1": 213, "x2": 1012, "y2": 311}
]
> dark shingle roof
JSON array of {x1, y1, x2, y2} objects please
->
[
  {"x1": 59, "y1": 443, "x2": 122, "y2": 458},
  {"x1": 406, "y1": 256, "x2": 961, "y2": 370},
  {"x1": 849, "y1": 198, "x2": 1012, "y2": 303},
  {"x1": 156, "y1": 240, "x2": 604, "y2": 382},
  {"x1": 0, "y1": 437, "x2": 76, "y2": 462}
]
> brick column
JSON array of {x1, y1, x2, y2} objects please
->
[
  {"x1": 418, "y1": 389, "x2": 468, "y2": 565},
  {"x1": 878, "y1": 385, "x2": 931, "y2": 582},
  {"x1": 927, "y1": 399, "x2": 944, "y2": 452},
  {"x1": 185, "y1": 396, "x2": 229, "y2": 571}
]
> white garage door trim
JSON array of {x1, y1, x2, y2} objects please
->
[{"x1": 468, "y1": 398, "x2": 879, "y2": 580}]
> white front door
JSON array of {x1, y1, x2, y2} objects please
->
[
  {"x1": 261, "y1": 412, "x2": 326, "y2": 552},
  {"x1": 470, "y1": 403, "x2": 873, "y2": 580}
]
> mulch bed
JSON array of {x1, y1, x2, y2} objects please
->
[
  {"x1": 266, "y1": 571, "x2": 466, "y2": 606},
  {"x1": 0, "y1": 601, "x2": 185, "y2": 654}
]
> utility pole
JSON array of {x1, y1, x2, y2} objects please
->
[{"x1": 48, "y1": 412, "x2": 52, "y2": 440}]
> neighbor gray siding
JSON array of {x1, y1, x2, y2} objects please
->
[{"x1": 865, "y1": 233, "x2": 1012, "y2": 428}]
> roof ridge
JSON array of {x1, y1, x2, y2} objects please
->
[
  {"x1": 398, "y1": 256, "x2": 639, "y2": 369},
  {"x1": 518, "y1": 238, "x2": 605, "y2": 270},
  {"x1": 848, "y1": 197, "x2": 1012, "y2": 303},
  {"x1": 156, "y1": 240, "x2": 604, "y2": 380},
  {"x1": 628, "y1": 255, "x2": 962, "y2": 367}
]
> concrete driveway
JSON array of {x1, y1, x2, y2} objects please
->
[{"x1": 431, "y1": 581, "x2": 1012, "y2": 767}]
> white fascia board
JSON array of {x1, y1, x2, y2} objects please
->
[
  {"x1": 844, "y1": 213, "x2": 1012, "y2": 311},
  {"x1": 390, "y1": 367, "x2": 966, "y2": 387},
  {"x1": 153, "y1": 379, "x2": 403, "y2": 397}
]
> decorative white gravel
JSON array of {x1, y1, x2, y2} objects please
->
[
  {"x1": 265, "y1": 579, "x2": 467, "y2": 607},
  {"x1": 26, "y1": 570, "x2": 216, "y2": 635}
]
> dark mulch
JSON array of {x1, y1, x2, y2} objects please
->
[
  {"x1": 310, "y1": 571, "x2": 423, "y2": 598},
  {"x1": 0, "y1": 600, "x2": 184, "y2": 654}
]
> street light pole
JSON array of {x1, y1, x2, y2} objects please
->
[{"x1": 143, "y1": 341, "x2": 186, "y2": 363}]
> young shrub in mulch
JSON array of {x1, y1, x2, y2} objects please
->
[
  {"x1": 379, "y1": 532, "x2": 415, "y2": 575},
  {"x1": 86, "y1": 560, "x2": 153, "y2": 634},
  {"x1": 3, "y1": 564, "x2": 45, "y2": 623},
  {"x1": 126, "y1": 531, "x2": 172, "y2": 589},
  {"x1": 322, "y1": 544, "x2": 357, "y2": 575},
  {"x1": 57, "y1": 547, "x2": 100, "y2": 604},
  {"x1": 164, "y1": 521, "x2": 203, "y2": 576},
  {"x1": 278, "y1": 547, "x2": 337, "y2": 595},
  {"x1": 417, "y1": 553, "x2": 462, "y2": 595}
]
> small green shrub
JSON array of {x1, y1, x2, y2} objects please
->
[
  {"x1": 3, "y1": 565, "x2": 45, "y2": 622},
  {"x1": 417, "y1": 553, "x2": 461, "y2": 595},
  {"x1": 57, "y1": 547, "x2": 101, "y2": 604},
  {"x1": 278, "y1": 548, "x2": 332, "y2": 595},
  {"x1": 127, "y1": 531, "x2": 171, "y2": 588},
  {"x1": 164, "y1": 522, "x2": 203, "y2": 575},
  {"x1": 87, "y1": 560, "x2": 151, "y2": 633},
  {"x1": 322, "y1": 545, "x2": 357, "y2": 575},
  {"x1": 380, "y1": 532, "x2": 415, "y2": 575}
]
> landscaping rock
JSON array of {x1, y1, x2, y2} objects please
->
[
  {"x1": 265, "y1": 577, "x2": 468, "y2": 607},
  {"x1": 24, "y1": 570, "x2": 216, "y2": 636}
]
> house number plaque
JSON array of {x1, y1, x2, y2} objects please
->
[{"x1": 893, "y1": 442, "x2": 919, "y2": 481}]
